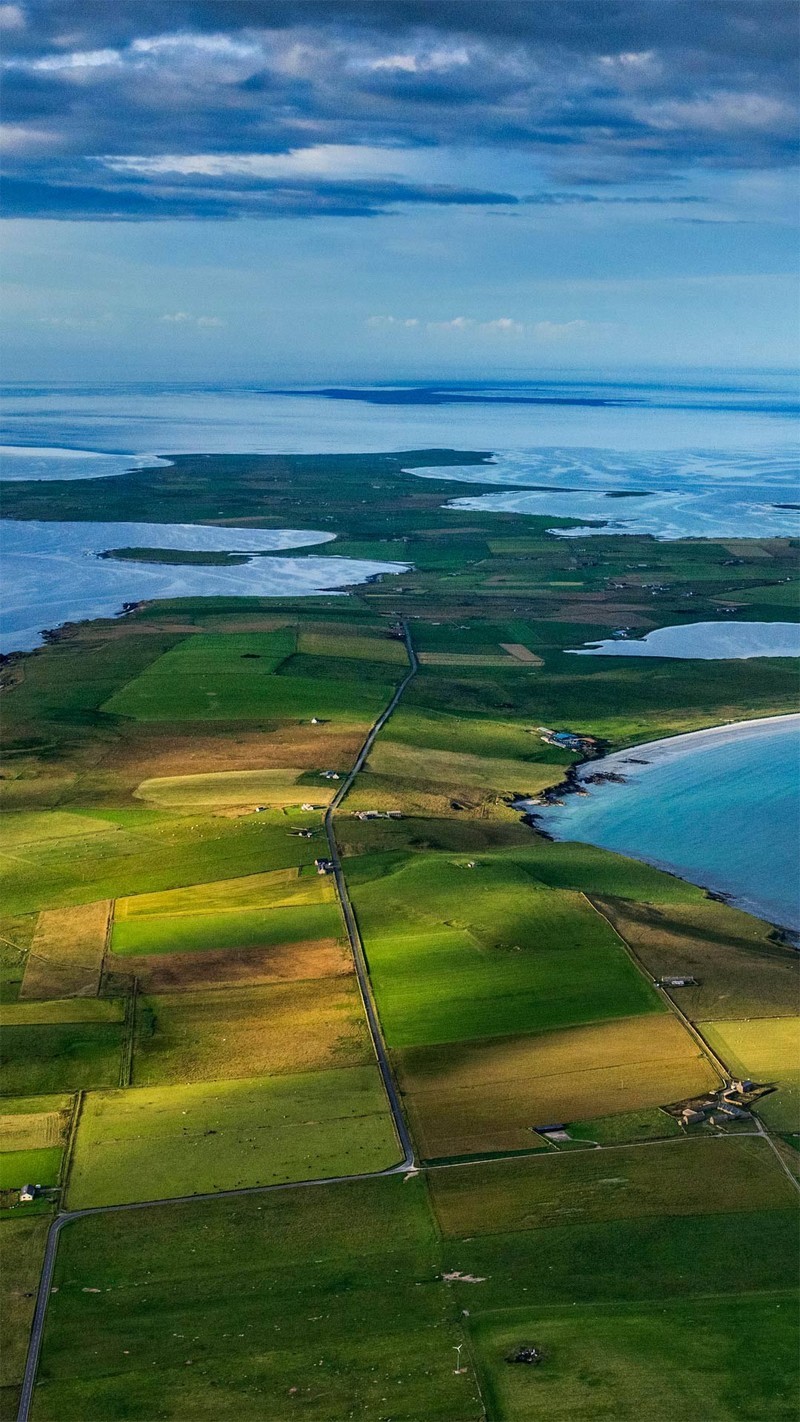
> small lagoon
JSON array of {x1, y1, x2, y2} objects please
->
[
  {"x1": 530, "y1": 715, "x2": 800, "y2": 931},
  {"x1": 567, "y1": 621, "x2": 800, "y2": 660},
  {"x1": 0, "y1": 445, "x2": 170, "y2": 481},
  {"x1": 0, "y1": 520, "x2": 408, "y2": 653}
]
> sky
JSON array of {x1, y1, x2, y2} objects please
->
[{"x1": 1, "y1": 0, "x2": 798, "y2": 381}]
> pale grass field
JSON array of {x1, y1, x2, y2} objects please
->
[
  {"x1": 20, "y1": 900, "x2": 111, "y2": 999},
  {"x1": 396, "y1": 1014, "x2": 719, "y2": 1158}
]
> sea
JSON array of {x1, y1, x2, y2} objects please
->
[
  {"x1": 531, "y1": 716, "x2": 800, "y2": 933},
  {"x1": 1, "y1": 372, "x2": 798, "y2": 926}
]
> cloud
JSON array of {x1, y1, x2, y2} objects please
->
[
  {"x1": 1, "y1": 172, "x2": 519, "y2": 220},
  {"x1": 159, "y1": 312, "x2": 225, "y2": 327},
  {"x1": 0, "y1": 4, "x2": 25, "y2": 31},
  {"x1": 1, "y1": 2, "x2": 797, "y2": 219},
  {"x1": 366, "y1": 315, "x2": 420, "y2": 328},
  {"x1": 368, "y1": 315, "x2": 590, "y2": 340}
]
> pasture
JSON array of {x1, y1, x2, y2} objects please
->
[
  {"x1": 0, "y1": 1214, "x2": 53, "y2": 1416},
  {"x1": 132, "y1": 978, "x2": 372, "y2": 1084},
  {"x1": 2, "y1": 810, "x2": 323, "y2": 917},
  {"x1": 438, "y1": 1207, "x2": 799, "y2": 1313},
  {"x1": 701, "y1": 1017, "x2": 800, "y2": 1132},
  {"x1": 133, "y1": 768, "x2": 336, "y2": 809},
  {"x1": 32, "y1": 1174, "x2": 481, "y2": 1422},
  {"x1": 66, "y1": 1066, "x2": 399, "y2": 1207},
  {"x1": 366, "y1": 741, "x2": 560, "y2": 797},
  {"x1": 396, "y1": 1015, "x2": 717, "y2": 1158},
  {"x1": 350, "y1": 851, "x2": 661, "y2": 1047},
  {"x1": 115, "y1": 937, "x2": 351, "y2": 994},
  {"x1": 428, "y1": 1136, "x2": 796, "y2": 1237},
  {"x1": 470, "y1": 1293, "x2": 798, "y2": 1422},
  {"x1": 20, "y1": 900, "x2": 111, "y2": 1000},
  {"x1": 0, "y1": 1096, "x2": 71, "y2": 1152},
  {"x1": 103, "y1": 631, "x2": 396, "y2": 721},
  {"x1": 111, "y1": 866, "x2": 343, "y2": 957},
  {"x1": 599, "y1": 897, "x2": 800, "y2": 1020},
  {"x1": 0, "y1": 1000, "x2": 125, "y2": 1095}
]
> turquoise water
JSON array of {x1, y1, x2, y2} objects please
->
[{"x1": 532, "y1": 717, "x2": 800, "y2": 930}]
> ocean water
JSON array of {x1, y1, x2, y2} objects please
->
[
  {"x1": 0, "y1": 520, "x2": 407, "y2": 653},
  {"x1": 2, "y1": 377, "x2": 797, "y2": 540},
  {"x1": 413, "y1": 447, "x2": 800, "y2": 540},
  {"x1": 568, "y1": 622, "x2": 800, "y2": 660},
  {"x1": 531, "y1": 716, "x2": 800, "y2": 930},
  {"x1": 0, "y1": 446, "x2": 170, "y2": 481}
]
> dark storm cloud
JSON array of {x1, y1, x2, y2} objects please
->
[{"x1": 2, "y1": 1, "x2": 797, "y2": 219}]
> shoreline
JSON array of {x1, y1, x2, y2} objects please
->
[{"x1": 520, "y1": 711, "x2": 800, "y2": 938}]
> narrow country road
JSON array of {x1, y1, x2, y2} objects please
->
[
  {"x1": 16, "y1": 623, "x2": 419, "y2": 1422},
  {"x1": 323, "y1": 621, "x2": 418, "y2": 1170}
]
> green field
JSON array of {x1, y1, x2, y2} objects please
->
[
  {"x1": 112, "y1": 901, "x2": 342, "y2": 956},
  {"x1": 350, "y1": 850, "x2": 661, "y2": 1046},
  {"x1": 1, "y1": 811, "x2": 323, "y2": 917},
  {"x1": 0, "y1": 1147, "x2": 62, "y2": 1189},
  {"x1": 0, "y1": 1018, "x2": 124, "y2": 1096},
  {"x1": 701, "y1": 1017, "x2": 800, "y2": 1132},
  {"x1": 3, "y1": 449, "x2": 799, "y2": 1420},
  {"x1": 427, "y1": 1136, "x2": 796, "y2": 1237},
  {"x1": 66, "y1": 1066, "x2": 399, "y2": 1207},
  {"x1": 0, "y1": 1214, "x2": 53, "y2": 1419},
  {"x1": 132, "y1": 978, "x2": 372, "y2": 1084},
  {"x1": 134, "y1": 768, "x2": 337, "y2": 809},
  {"x1": 31, "y1": 1174, "x2": 481, "y2": 1422},
  {"x1": 470, "y1": 1293, "x2": 798, "y2": 1422},
  {"x1": 104, "y1": 633, "x2": 396, "y2": 722}
]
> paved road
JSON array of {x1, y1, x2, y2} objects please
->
[
  {"x1": 323, "y1": 622, "x2": 418, "y2": 1170},
  {"x1": 16, "y1": 625, "x2": 420, "y2": 1422}
]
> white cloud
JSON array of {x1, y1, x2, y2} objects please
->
[
  {"x1": 130, "y1": 34, "x2": 260, "y2": 61},
  {"x1": 26, "y1": 47, "x2": 122, "y2": 72},
  {"x1": 366, "y1": 315, "x2": 419, "y2": 328},
  {"x1": 641, "y1": 92, "x2": 791, "y2": 134},
  {"x1": 0, "y1": 4, "x2": 25, "y2": 31},
  {"x1": 361, "y1": 47, "x2": 471, "y2": 75},
  {"x1": 38, "y1": 313, "x2": 114, "y2": 329},
  {"x1": 599, "y1": 51, "x2": 655, "y2": 70},
  {"x1": 103, "y1": 144, "x2": 406, "y2": 181},
  {"x1": 0, "y1": 122, "x2": 58, "y2": 154},
  {"x1": 159, "y1": 312, "x2": 225, "y2": 328},
  {"x1": 369, "y1": 314, "x2": 599, "y2": 341},
  {"x1": 426, "y1": 316, "x2": 524, "y2": 335}
]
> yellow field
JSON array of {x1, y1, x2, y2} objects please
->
[
  {"x1": 396, "y1": 1015, "x2": 719, "y2": 1158},
  {"x1": 499, "y1": 643, "x2": 543, "y2": 664},
  {"x1": 366, "y1": 740, "x2": 559, "y2": 795},
  {"x1": 115, "y1": 867, "x2": 335, "y2": 920},
  {"x1": 19, "y1": 899, "x2": 111, "y2": 1000},
  {"x1": 298, "y1": 630, "x2": 408, "y2": 664},
  {"x1": 134, "y1": 768, "x2": 336, "y2": 809},
  {"x1": 417, "y1": 652, "x2": 516, "y2": 667},
  {"x1": 111, "y1": 937, "x2": 352, "y2": 993},
  {"x1": 700, "y1": 1016, "x2": 800, "y2": 1132},
  {"x1": 598, "y1": 896, "x2": 799, "y2": 1020},
  {"x1": 132, "y1": 976, "x2": 374, "y2": 1085},
  {"x1": 0, "y1": 1110, "x2": 65, "y2": 1151}
]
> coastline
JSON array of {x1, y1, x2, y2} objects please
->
[
  {"x1": 522, "y1": 712, "x2": 800, "y2": 936},
  {"x1": 596, "y1": 711, "x2": 800, "y2": 767}
]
